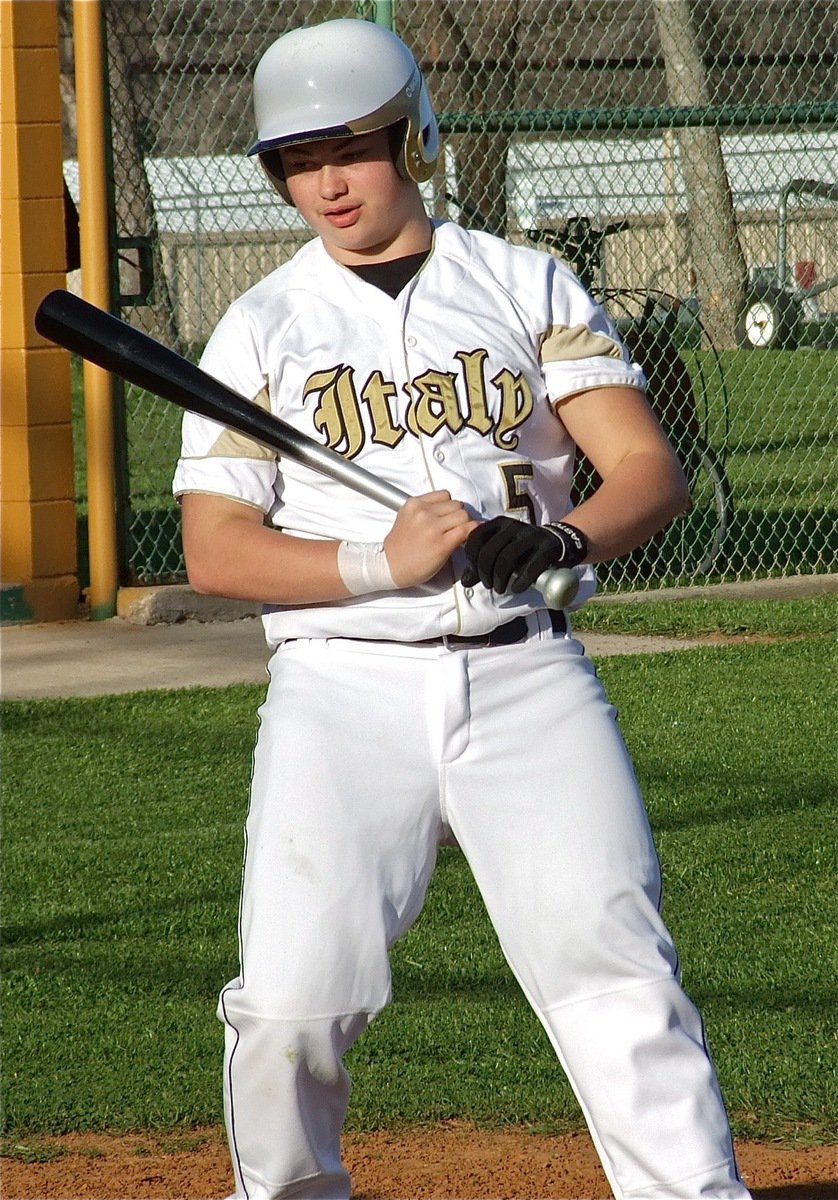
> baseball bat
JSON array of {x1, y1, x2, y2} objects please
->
[{"x1": 35, "y1": 289, "x2": 580, "y2": 610}]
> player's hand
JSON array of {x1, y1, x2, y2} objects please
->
[
  {"x1": 384, "y1": 492, "x2": 480, "y2": 588},
  {"x1": 461, "y1": 516, "x2": 588, "y2": 593}
]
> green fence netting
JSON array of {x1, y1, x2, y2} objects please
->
[{"x1": 61, "y1": 0, "x2": 837, "y2": 589}]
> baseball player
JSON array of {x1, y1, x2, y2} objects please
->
[{"x1": 173, "y1": 19, "x2": 751, "y2": 1200}]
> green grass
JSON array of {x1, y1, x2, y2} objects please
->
[
  {"x1": 716, "y1": 348, "x2": 838, "y2": 576},
  {"x1": 596, "y1": 345, "x2": 837, "y2": 585},
  {"x1": 1, "y1": 686, "x2": 252, "y2": 1133},
  {"x1": 71, "y1": 358, "x2": 186, "y2": 583},
  {"x1": 573, "y1": 592, "x2": 836, "y2": 638},
  {"x1": 2, "y1": 620, "x2": 835, "y2": 1141},
  {"x1": 70, "y1": 358, "x2": 184, "y2": 511}
]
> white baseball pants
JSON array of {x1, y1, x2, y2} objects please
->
[{"x1": 219, "y1": 616, "x2": 750, "y2": 1199}]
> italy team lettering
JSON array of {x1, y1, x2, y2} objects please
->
[{"x1": 305, "y1": 348, "x2": 535, "y2": 459}]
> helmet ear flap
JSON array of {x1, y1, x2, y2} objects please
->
[
  {"x1": 397, "y1": 79, "x2": 439, "y2": 184},
  {"x1": 422, "y1": 90, "x2": 441, "y2": 172},
  {"x1": 391, "y1": 76, "x2": 437, "y2": 182}
]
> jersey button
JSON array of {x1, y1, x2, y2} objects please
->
[
  {"x1": 406, "y1": 335, "x2": 417, "y2": 347},
  {"x1": 434, "y1": 448, "x2": 445, "y2": 463},
  {"x1": 463, "y1": 587, "x2": 474, "y2": 598}
]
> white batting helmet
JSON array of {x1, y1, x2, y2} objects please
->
[{"x1": 248, "y1": 18, "x2": 440, "y2": 203}]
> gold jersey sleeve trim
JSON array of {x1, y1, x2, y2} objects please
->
[
  {"x1": 539, "y1": 324, "x2": 624, "y2": 364},
  {"x1": 206, "y1": 385, "x2": 278, "y2": 460}
]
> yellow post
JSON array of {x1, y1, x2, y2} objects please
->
[
  {"x1": 73, "y1": 0, "x2": 119, "y2": 618},
  {"x1": 0, "y1": 0, "x2": 80, "y2": 622}
]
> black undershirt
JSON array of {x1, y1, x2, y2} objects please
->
[{"x1": 347, "y1": 250, "x2": 431, "y2": 299}]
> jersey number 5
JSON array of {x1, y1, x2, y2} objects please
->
[{"x1": 499, "y1": 462, "x2": 536, "y2": 524}]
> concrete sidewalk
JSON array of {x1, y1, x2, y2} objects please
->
[
  {"x1": 2, "y1": 574, "x2": 833, "y2": 701},
  {"x1": 1, "y1": 615, "x2": 272, "y2": 699},
  {"x1": 1, "y1": 612, "x2": 705, "y2": 700}
]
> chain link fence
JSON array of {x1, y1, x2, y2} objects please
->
[{"x1": 61, "y1": 0, "x2": 837, "y2": 588}]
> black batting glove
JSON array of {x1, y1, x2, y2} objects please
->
[{"x1": 461, "y1": 517, "x2": 588, "y2": 594}]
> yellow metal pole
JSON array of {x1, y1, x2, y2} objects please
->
[{"x1": 73, "y1": 0, "x2": 118, "y2": 618}]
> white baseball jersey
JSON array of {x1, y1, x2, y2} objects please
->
[{"x1": 173, "y1": 219, "x2": 645, "y2": 645}]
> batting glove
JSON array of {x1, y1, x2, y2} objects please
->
[{"x1": 461, "y1": 516, "x2": 588, "y2": 594}]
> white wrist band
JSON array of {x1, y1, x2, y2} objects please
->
[{"x1": 337, "y1": 540, "x2": 398, "y2": 596}]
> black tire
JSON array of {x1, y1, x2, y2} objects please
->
[
  {"x1": 661, "y1": 438, "x2": 733, "y2": 576},
  {"x1": 736, "y1": 286, "x2": 801, "y2": 349}
]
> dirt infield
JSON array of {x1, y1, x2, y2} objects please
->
[{"x1": 2, "y1": 1124, "x2": 836, "y2": 1199}]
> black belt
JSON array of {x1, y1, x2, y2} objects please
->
[{"x1": 415, "y1": 609, "x2": 567, "y2": 648}]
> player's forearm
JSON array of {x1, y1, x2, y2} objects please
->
[
  {"x1": 566, "y1": 447, "x2": 690, "y2": 563},
  {"x1": 181, "y1": 490, "x2": 477, "y2": 605},
  {"x1": 184, "y1": 510, "x2": 352, "y2": 604}
]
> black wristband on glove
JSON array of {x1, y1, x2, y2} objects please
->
[{"x1": 461, "y1": 516, "x2": 588, "y2": 595}]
